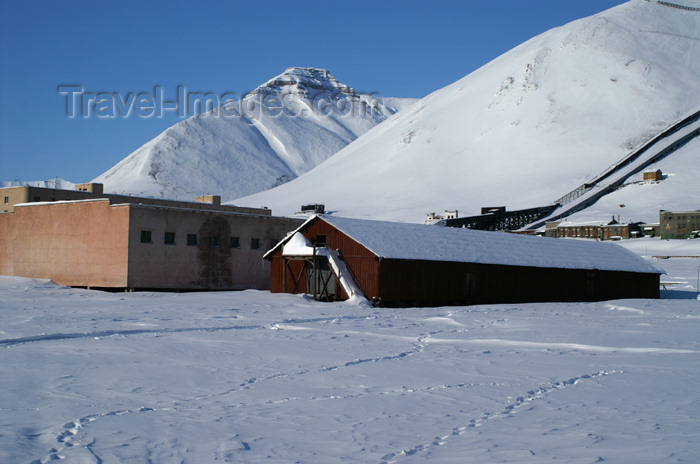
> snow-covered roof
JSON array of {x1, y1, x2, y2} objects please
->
[
  {"x1": 13, "y1": 198, "x2": 110, "y2": 208},
  {"x1": 268, "y1": 215, "x2": 662, "y2": 275},
  {"x1": 282, "y1": 232, "x2": 315, "y2": 256},
  {"x1": 555, "y1": 218, "x2": 625, "y2": 228}
]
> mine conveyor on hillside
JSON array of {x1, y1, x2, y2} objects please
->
[{"x1": 525, "y1": 106, "x2": 700, "y2": 230}]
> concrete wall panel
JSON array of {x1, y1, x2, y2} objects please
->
[
  {"x1": 4, "y1": 200, "x2": 129, "y2": 287},
  {"x1": 126, "y1": 206, "x2": 301, "y2": 290}
]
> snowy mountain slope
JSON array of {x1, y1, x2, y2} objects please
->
[
  {"x1": 0, "y1": 178, "x2": 75, "y2": 190},
  {"x1": 92, "y1": 68, "x2": 416, "y2": 200},
  {"x1": 235, "y1": 1, "x2": 700, "y2": 222},
  {"x1": 561, "y1": 135, "x2": 700, "y2": 225},
  {"x1": 532, "y1": 108, "x2": 700, "y2": 227}
]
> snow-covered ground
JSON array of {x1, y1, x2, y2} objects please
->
[
  {"x1": 617, "y1": 237, "x2": 700, "y2": 298},
  {"x1": 1, "y1": 241, "x2": 698, "y2": 463}
]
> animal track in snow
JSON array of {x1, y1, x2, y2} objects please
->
[
  {"x1": 0, "y1": 314, "x2": 377, "y2": 347},
  {"x1": 379, "y1": 370, "x2": 620, "y2": 463},
  {"x1": 32, "y1": 407, "x2": 158, "y2": 464}
]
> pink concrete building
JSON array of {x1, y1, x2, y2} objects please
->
[{"x1": 0, "y1": 189, "x2": 301, "y2": 290}]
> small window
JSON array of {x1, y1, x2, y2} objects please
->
[
  {"x1": 230, "y1": 236, "x2": 240, "y2": 248},
  {"x1": 187, "y1": 234, "x2": 198, "y2": 246},
  {"x1": 315, "y1": 234, "x2": 327, "y2": 246},
  {"x1": 251, "y1": 238, "x2": 261, "y2": 250},
  {"x1": 140, "y1": 230, "x2": 152, "y2": 243},
  {"x1": 208, "y1": 235, "x2": 219, "y2": 248},
  {"x1": 164, "y1": 232, "x2": 175, "y2": 245},
  {"x1": 3, "y1": 196, "x2": 8, "y2": 204}
]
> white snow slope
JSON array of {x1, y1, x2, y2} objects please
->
[
  {"x1": 235, "y1": 0, "x2": 700, "y2": 223},
  {"x1": 1, "y1": 242, "x2": 699, "y2": 463},
  {"x1": 0, "y1": 178, "x2": 75, "y2": 190},
  {"x1": 92, "y1": 67, "x2": 416, "y2": 201}
]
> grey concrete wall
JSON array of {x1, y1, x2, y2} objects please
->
[{"x1": 125, "y1": 205, "x2": 302, "y2": 290}]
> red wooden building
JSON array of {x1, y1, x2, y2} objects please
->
[{"x1": 265, "y1": 215, "x2": 662, "y2": 307}]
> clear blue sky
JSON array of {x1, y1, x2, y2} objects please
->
[{"x1": 0, "y1": 0, "x2": 626, "y2": 183}]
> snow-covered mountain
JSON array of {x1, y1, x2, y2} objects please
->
[
  {"x1": 235, "y1": 0, "x2": 700, "y2": 223},
  {"x1": 92, "y1": 67, "x2": 416, "y2": 200},
  {"x1": 0, "y1": 178, "x2": 75, "y2": 190}
]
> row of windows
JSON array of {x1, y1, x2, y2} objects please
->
[
  {"x1": 560, "y1": 226, "x2": 627, "y2": 238},
  {"x1": 140, "y1": 230, "x2": 275, "y2": 250}
]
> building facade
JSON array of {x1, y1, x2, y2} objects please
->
[
  {"x1": 1, "y1": 184, "x2": 265, "y2": 215},
  {"x1": 0, "y1": 191, "x2": 302, "y2": 290},
  {"x1": 545, "y1": 218, "x2": 644, "y2": 240},
  {"x1": 660, "y1": 210, "x2": 700, "y2": 239},
  {"x1": 643, "y1": 169, "x2": 663, "y2": 182},
  {"x1": 545, "y1": 210, "x2": 700, "y2": 240},
  {"x1": 266, "y1": 215, "x2": 661, "y2": 307}
]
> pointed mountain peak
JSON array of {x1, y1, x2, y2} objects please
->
[{"x1": 249, "y1": 67, "x2": 355, "y2": 97}]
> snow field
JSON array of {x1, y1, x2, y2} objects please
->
[{"x1": 1, "y1": 250, "x2": 699, "y2": 463}]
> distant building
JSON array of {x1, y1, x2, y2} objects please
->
[
  {"x1": 425, "y1": 210, "x2": 458, "y2": 224},
  {"x1": 1, "y1": 184, "x2": 263, "y2": 215},
  {"x1": 642, "y1": 223, "x2": 660, "y2": 238},
  {"x1": 545, "y1": 217, "x2": 644, "y2": 240},
  {"x1": 660, "y1": 210, "x2": 700, "y2": 239},
  {"x1": 75, "y1": 182, "x2": 104, "y2": 193},
  {"x1": 265, "y1": 215, "x2": 660, "y2": 307},
  {"x1": 0, "y1": 184, "x2": 302, "y2": 290},
  {"x1": 643, "y1": 169, "x2": 663, "y2": 182},
  {"x1": 300, "y1": 204, "x2": 325, "y2": 214}
]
